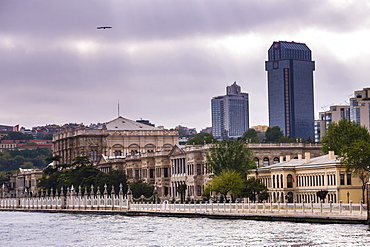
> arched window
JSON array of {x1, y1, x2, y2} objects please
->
[
  {"x1": 145, "y1": 144, "x2": 156, "y2": 153},
  {"x1": 162, "y1": 144, "x2": 173, "y2": 151},
  {"x1": 263, "y1": 157, "x2": 269, "y2": 167},
  {"x1": 273, "y1": 157, "x2": 279, "y2": 164},
  {"x1": 112, "y1": 144, "x2": 123, "y2": 157},
  {"x1": 254, "y1": 157, "x2": 259, "y2": 167},
  {"x1": 128, "y1": 144, "x2": 140, "y2": 155},
  {"x1": 287, "y1": 174, "x2": 293, "y2": 188},
  {"x1": 280, "y1": 174, "x2": 284, "y2": 188}
]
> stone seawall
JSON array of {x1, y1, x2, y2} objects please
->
[{"x1": 0, "y1": 208, "x2": 366, "y2": 225}]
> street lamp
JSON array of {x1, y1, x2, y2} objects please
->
[{"x1": 347, "y1": 191, "x2": 350, "y2": 203}]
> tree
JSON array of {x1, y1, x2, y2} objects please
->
[
  {"x1": 237, "y1": 129, "x2": 260, "y2": 143},
  {"x1": 72, "y1": 156, "x2": 92, "y2": 167},
  {"x1": 206, "y1": 140, "x2": 255, "y2": 177},
  {"x1": 242, "y1": 177, "x2": 268, "y2": 202},
  {"x1": 1, "y1": 132, "x2": 33, "y2": 141},
  {"x1": 177, "y1": 184, "x2": 187, "y2": 203},
  {"x1": 130, "y1": 179, "x2": 154, "y2": 198},
  {"x1": 20, "y1": 161, "x2": 35, "y2": 169},
  {"x1": 340, "y1": 139, "x2": 370, "y2": 202},
  {"x1": 278, "y1": 136, "x2": 295, "y2": 143},
  {"x1": 321, "y1": 119, "x2": 370, "y2": 155},
  {"x1": 208, "y1": 169, "x2": 245, "y2": 202},
  {"x1": 187, "y1": 132, "x2": 218, "y2": 145},
  {"x1": 265, "y1": 126, "x2": 284, "y2": 142},
  {"x1": 321, "y1": 119, "x2": 370, "y2": 202}
]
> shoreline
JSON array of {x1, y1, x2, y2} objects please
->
[{"x1": 1, "y1": 208, "x2": 366, "y2": 225}]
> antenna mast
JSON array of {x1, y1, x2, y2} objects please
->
[{"x1": 118, "y1": 100, "x2": 120, "y2": 117}]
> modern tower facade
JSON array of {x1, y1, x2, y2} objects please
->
[
  {"x1": 266, "y1": 41, "x2": 315, "y2": 140},
  {"x1": 211, "y1": 82, "x2": 249, "y2": 139},
  {"x1": 349, "y1": 87, "x2": 370, "y2": 130}
]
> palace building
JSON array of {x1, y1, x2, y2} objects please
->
[
  {"x1": 52, "y1": 116, "x2": 179, "y2": 165},
  {"x1": 52, "y1": 116, "x2": 361, "y2": 203},
  {"x1": 248, "y1": 151, "x2": 363, "y2": 204}
]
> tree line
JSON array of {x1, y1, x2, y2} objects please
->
[
  {"x1": 186, "y1": 126, "x2": 313, "y2": 145},
  {"x1": 1, "y1": 131, "x2": 53, "y2": 141},
  {"x1": 38, "y1": 156, "x2": 153, "y2": 198},
  {"x1": 0, "y1": 148, "x2": 52, "y2": 171}
]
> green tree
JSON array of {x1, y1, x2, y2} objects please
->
[
  {"x1": 208, "y1": 169, "x2": 245, "y2": 202},
  {"x1": 238, "y1": 129, "x2": 260, "y2": 143},
  {"x1": 340, "y1": 139, "x2": 370, "y2": 202},
  {"x1": 242, "y1": 177, "x2": 268, "y2": 202},
  {"x1": 265, "y1": 126, "x2": 284, "y2": 142},
  {"x1": 1, "y1": 132, "x2": 33, "y2": 141},
  {"x1": 206, "y1": 140, "x2": 255, "y2": 177},
  {"x1": 24, "y1": 141, "x2": 37, "y2": 146},
  {"x1": 278, "y1": 136, "x2": 295, "y2": 143},
  {"x1": 177, "y1": 184, "x2": 187, "y2": 203},
  {"x1": 187, "y1": 132, "x2": 218, "y2": 145},
  {"x1": 20, "y1": 161, "x2": 35, "y2": 169},
  {"x1": 130, "y1": 179, "x2": 154, "y2": 198},
  {"x1": 72, "y1": 156, "x2": 92, "y2": 167},
  {"x1": 321, "y1": 119, "x2": 370, "y2": 155}
]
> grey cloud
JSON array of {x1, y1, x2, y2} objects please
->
[{"x1": 2, "y1": 1, "x2": 369, "y2": 42}]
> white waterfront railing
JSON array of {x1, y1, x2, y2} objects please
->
[
  {"x1": 0, "y1": 196, "x2": 367, "y2": 219},
  {"x1": 129, "y1": 200, "x2": 367, "y2": 218}
]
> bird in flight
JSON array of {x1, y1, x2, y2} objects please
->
[{"x1": 97, "y1": 26, "x2": 112, "y2": 29}]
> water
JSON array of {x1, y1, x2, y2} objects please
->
[{"x1": 0, "y1": 211, "x2": 369, "y2": 246}]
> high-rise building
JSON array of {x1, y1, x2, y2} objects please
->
[
  {"x1": 265, "y1": 41, "x2": 315, "y2": 140},
  {"x1": 314, "y1": 105, "x2": 350, "y2": 142},
  {"x1": 211, "y1": 82, "x2": 249, "y2": 139},
  {"x1": 349, "y1": 87, "x2": 370, "y2": 130}
]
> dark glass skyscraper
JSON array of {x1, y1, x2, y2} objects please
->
[
  {"x1": 211, "y1": 82, "x2": 249, "y2": 139},
  {"x1": 265, "y1": 41, "x2": 315, "y2": 140}
]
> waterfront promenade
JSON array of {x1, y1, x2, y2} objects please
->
[{"x1": 0, "y1": 194, "x2": 367, "y2": 224}]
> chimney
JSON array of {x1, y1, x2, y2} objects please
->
[
  {"x1": 286, "y1": 155, "x2": 291, "y2": 162},
  {"x1": 298, "y1": 154, "x2": 302, "y2": 160},
  {"x1": 305, "y1": 152, "x2": 311, "y2": 163},
  {"x1": 329, "y1": 150, "x2": 335, "y2": 160}
]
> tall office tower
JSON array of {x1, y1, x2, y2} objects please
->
[
  {"x1": 211, "y1": 82, "x2": 249, "y2": 139},
  {"x1": 265, "y1": 41, "x2": 315, "y2": 140},
  {"x1": 349, "y1": 88, "x2": 370, "y2": 130}
]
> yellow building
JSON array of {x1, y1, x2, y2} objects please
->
[{"x1": 248, "y1": 151, "x2": 364, "y2": 204}]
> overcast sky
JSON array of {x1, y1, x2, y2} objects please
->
[{"x1": 1, "y1": 0, "x2": 370, "y2": 131}]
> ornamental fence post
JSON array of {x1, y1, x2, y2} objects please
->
[{"x1": 311, "y1": 201, "x2": 314, "y2": 214}]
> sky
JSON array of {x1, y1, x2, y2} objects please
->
[{"x1": 1, "y1": 0, "x2": 370, "y2": 131}]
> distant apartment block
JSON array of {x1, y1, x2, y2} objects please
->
[
  {"x1": 350, "y1": 88, "x2": 370, "y2": 130},
  {"x1": 314, "y1": 105, "x2": 350, "y2": 142},
  {"x1": 211, "y1": 82, "x2": 249, "y2": 139},
  {"x1": 315, "y1": 87, "x2": 370, "y2": 142},
  {"x1": 0, "y1": 124, "x2": 19, "y2": 138}
]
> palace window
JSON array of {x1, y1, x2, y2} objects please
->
[
  {"x1": 346, "y1": 174, "x2": 352, "y2": 185},
  {"x1": 287, "y1": 174, "x2": 293, "y2": 188},
  {"x1": 196, "y1": 185, "x2": 202, "y2": 196},
  {"x1": 254, "y1": 158, "x2": 259, "y2": 167},
  {"x1": 340, "y1": 174, "x2": 345, "y2": 185}
]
